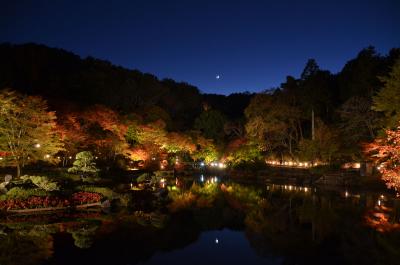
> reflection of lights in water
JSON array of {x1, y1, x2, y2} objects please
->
[
  {"x1": 215, "y1": 238, "x2": 219, "y2": 244},
  {"x1": 200, "y1": 175, "x2": 204, "y2": 182},
  {"x1": 378, "y1": 199, "x2": 382, "y2": 206}
]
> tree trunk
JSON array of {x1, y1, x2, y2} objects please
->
[
  {"x1": 16, "y1": 163, "x2": 21, "y2": 178},
  {"x1": 311, "y1": 108, "x2": 315, "y2": 141}
]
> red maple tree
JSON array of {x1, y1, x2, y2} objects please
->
[{"x1": 366, "y1": 123, "x2": 400, "y2": 192}]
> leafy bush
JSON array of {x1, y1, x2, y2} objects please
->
[
  {"x1": 20, "y1": 175, "x2": 59, "y2": 191},
  {"x1": 136, "y1": 173, "x2": 150, "y2": 183},
  {"x1": 1, "y1": 187, "x2": 49, "y2": 200},
  {"x1": 117, "y1": 193, "x2": 132, "y2": 207},
  {"x1": 68, "y1": 151, "x2": 99, "y2": 175}
]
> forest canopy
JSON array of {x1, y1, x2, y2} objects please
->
[{"x1": 0, "y1": 43, "x2": 399, "y2": 173}]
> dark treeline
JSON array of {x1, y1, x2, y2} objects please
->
[
  {"x1": 0, "y1": 43, "x2": 253, "y2": 131},
  {"x1": 0, "y1": 43, "x2": 399, "y2": 167}
]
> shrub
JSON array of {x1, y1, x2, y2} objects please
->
[
  {"x1": 20, "y1": 175, "x2": 59, "y2": 191},
  {"x1": 136, "y1": 173, "x2": 150, "y2": 183},
  {"x1": 68, "y1": 151, "x2": 99, "y2": 175},
  {"x1": 1, "y1": 187, "x2": 49, "y2": 200},
  {"x1": 76, "y1": 186, "x2": 116, "y2": 199}
]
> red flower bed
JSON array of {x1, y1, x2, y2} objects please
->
[
  {"x1": 0, "y1": 192, "x2": 102, "y2": 210},
  {"x1": 71, "y1": 192, "x2": 102, "y2": 205},
  {"x1": 0, "y1": 196, "x2": 70, "y2": 210}
]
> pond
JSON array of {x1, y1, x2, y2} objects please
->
[{"x1": 1, "y1": 176, "x2": 400, "y2": 265}]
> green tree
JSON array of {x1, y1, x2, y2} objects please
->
[
  {"x1": 297, "y1": 120, "x2": 339, "y2": 162},
  {"x1": 68, "y1": 151, "x2": 99, "y2": 175},
  {"x1": 372, "y1": 58, "x2": 400, "y2": 128},
  {"x1": 245, "y1": 93, "x2": 302, "y2": 157},
  {"x1": 190, "y1": 134, "x2": 219, "y2": 163},
  {"x1": 194, "y1": 109, "x2": 226, "y2": 141},
  {"x1": 339, "y1": 96, "x2": 381, "y2": 141},
  {"x1": 0, "y1": 90, "x2": 64, "y2": 177}
]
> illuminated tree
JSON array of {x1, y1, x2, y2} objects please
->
[
  {"x1": 373, "y1": 58, "x2": 400, "y2": 128},
  {"x1": 224, "y1": 138, "x2": 262, "y2": 165},
  {"x1": 297, "y1": 119, "x2": 339, "y2": 162},
  {"x1": 0, "y1": 90, "x2": 64, "y2": 177},
  {"x1": 81, "y1": 105, "x2": 131, "y2": 161},
  {"x1": 56, "y1": 113, "x2": 87, "y2": 166},
  {"x1": 365, "y1": 123, "x2": 400, "y2": 192},
  {"x1": 339, "y1": 96, "x2": 381, "y2": 140},
  {"x1": 68, "y1": 151, "x2": 99, "y2": 175},
  {"x1": 245, "y1": 93, "x2": 302, "y2": 156},
  {"x1": 164, "y1": 132, "x2": 196, "y2": 154},
  {"x1": 190, "y1": 134, "x2": 219, "y2": 163}
]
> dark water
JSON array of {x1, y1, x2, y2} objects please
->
[{"x1": 1, "y1": 179, "x2": 400, "y2": 265}]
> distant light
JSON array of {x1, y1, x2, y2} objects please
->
[
  {"x1": 0, "y1": 157, "x2": 3, "y2": 160},
  {"x1": 378, "y1": 199, "x2": 381, "y2": 206},
  {"x1": 215, "y1": 238, "x2": 219, "y2": 244},
  {"x1": 34, "y1": 143, "x2": 41, "y2": 148},
  {"x1": 44, "y1": 154, "x2": 50, "y2": 159},
  {"x1": 200, "y1": 162, "x2": 205, "y2": 167},
  {"x1": 216, "y1": 75, "x2": 220, "y2": 79},
  {"x1": 345, "y1": 191, "x2": 349, "y2": 198},
  {"x1": 200, "y1": 175, "x2": 204, "y2": 182},
  {"x1": 69, "y1": 156, "x2": 72, "y2": 159},
  {"x1": 354, "y1": 163, "x2": 361, "y2": 169},
  {"x1": 304, "y1": 187, "x2": 308, "y2": 192}
]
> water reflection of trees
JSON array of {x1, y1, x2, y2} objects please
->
[
  {"x1": 233, "y1": 186, "x2": 400, "y2": 265},
  {"x1": 0, "y1": 224, "x2": 55, "y2": 265},
  {"x1": 0, "y1": 182, "x2": 399, "y2": 265}
]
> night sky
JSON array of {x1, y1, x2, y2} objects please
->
[{"x1": 1, "y1": 0, "x2": 399, "y2": 95}]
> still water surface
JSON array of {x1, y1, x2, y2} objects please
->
[{"x1": 1, "y1": 178, "x2": 400, "y2": 265}]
